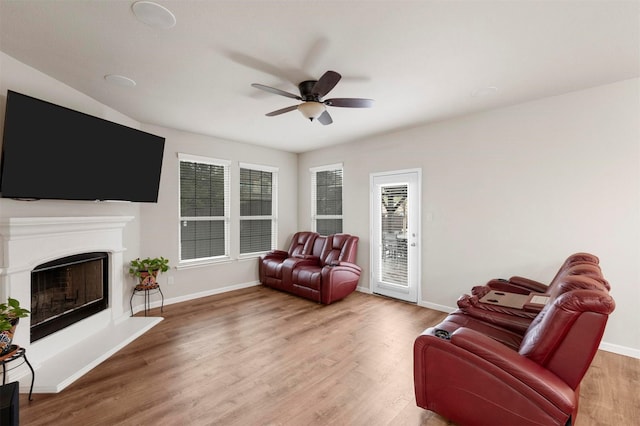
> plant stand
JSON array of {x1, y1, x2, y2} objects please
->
[
  {"x1": 0, "y1": 346, "x2": 35, "y2": 401},
  {"x1": 129, "y1": 282, "x2": 164, "y2": 316}
]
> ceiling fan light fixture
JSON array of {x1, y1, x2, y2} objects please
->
[
  {"x1": 298, "y1": 101, "x2": 325, "y2": 121},
  {"x1": 253, "y1": 70, "x2": 372, "y2": 125}
]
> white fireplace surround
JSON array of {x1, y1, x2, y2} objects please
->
[{"x1": 0, "y1": 216, "x2": 162, "y2": 393}]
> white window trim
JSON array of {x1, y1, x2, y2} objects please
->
[
  {"x1": 238, "y1": 163, "x2": 278, "y2": 258},
  {"x1": 177, "y1": 153, "x2": 232, "y2": 265},
  {"x1": 309, "y1": 163, "x2": 343, "y2": 173},
  {"x1": 179, "y1": 153, "x2": 231, "y2": 168},
  {"x1": 310, "y1": 163, "x2": 343, "y2": 233},
  {"x1": 239, "y1": 162, "x2": 279, "y2": 173}
]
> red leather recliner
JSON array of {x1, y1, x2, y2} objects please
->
[
  {"x1": 414, "y1": 285, "x2": 615, "y2": 425},
  {"x1": 259, "y1": 231, "x2": 318, "y2": 291},
  {"x1": 477, "y1": 252, "x2": 601, "y2": 296}
]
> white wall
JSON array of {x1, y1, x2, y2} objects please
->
[
  {"x1": 138, "y1": 124, "x2": 298, "y2": 301},
  {"x1": 298, "y1": 78, "x2": 640, "y2": 357}
]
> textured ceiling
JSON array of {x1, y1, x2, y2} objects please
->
[{"x1": 1, "y1": 0, "x2": 638, "y2": 153}]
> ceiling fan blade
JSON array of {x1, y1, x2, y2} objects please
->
[
  {"x1": 251, "y1": 83, "x2": 301, "y2": 100},
  {"x1": 265, "y1": 105, "x2": 299, "y2": 117},
  {"x1": 324, "y1": 98, "x2": 374, "y2": 108},
  {"x1": 317, "y1": 110, "x2": 333, "y2": 125},
  {"x1": 312, "y1": 70, "x2": 341, "y2": 97}
]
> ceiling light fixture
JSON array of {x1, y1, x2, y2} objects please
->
[
  {"x1": 297, "y1": 102, "x2": 326, "y2": 121},
  {"x1": 132, "y1": 1, "x2": 176, "y2": 29},
  {"x1": 104, "y1": 74, "x2": 137, "y2": 87}
]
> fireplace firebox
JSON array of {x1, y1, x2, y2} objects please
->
[{"x1": 30, "y1": 252, "x2": 109, "y2": 342}]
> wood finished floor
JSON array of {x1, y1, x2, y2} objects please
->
[{"x1": 19, "y1": 286, "x2": 640, "y2": 425}]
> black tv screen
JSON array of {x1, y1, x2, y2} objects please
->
[{"x1": 0, "y1": 90, "x2": 165, "y2": 202}]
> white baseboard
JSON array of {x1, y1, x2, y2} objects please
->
[
  {"x1": 356, "y1": 286, "x2": 372, "y2": 294},
  {"x1": 418, "y1": 300, "x2": 455, "y2": 313},
  {"x1": 165, "y1": 281, "x2": 261, "y2": 306},
  {"x1": 130, "y1": 281, "x2": 260, "y2": 315},
  {"x1": 598, "y1": 341, "x2": 640, "y2": 359}
]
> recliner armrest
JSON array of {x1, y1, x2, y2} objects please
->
[
  {"x1": 455, "y1": 295, "x2": 534, "y2": 334},
  {"x1": 283, "y1": 256, "x2": 322, "y2": 270},
  {"x1": 327, "y1": 260, "x2": 362, "y2": 272},
  {"x1": 293, "y1": 254, "x2": 320, "y2": 261},
  {"x1": 506, "y1": 276, "x2": 548, "y2": 293},
  {"x1": 321, "y1": 261, "x2": 362, "y2": 276},
  {"x1": 485, "y1": 278, "x2": 537, "y2": 295},
  {"x1": 319, "y1": 261, "x2": 362, "y2": 304},
  {"x1": 480, "y1": 276, "x2": 548, "y2": 295},
  {"x1": 262, "y1": 249, "x2": 288, "y2": 260}
]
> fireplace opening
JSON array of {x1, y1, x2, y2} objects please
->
[{"x1": 30, "y1": 252, "x2": 109, "y2": 343}]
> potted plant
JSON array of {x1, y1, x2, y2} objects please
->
[
  {"x1": 129, "y1": 257, "x2": 170, "y2": 288},
  {"x1": 0, "y1": 297, "x2": 30, "y2": 355}
]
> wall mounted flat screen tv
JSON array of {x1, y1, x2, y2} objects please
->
[{"x1": 0, "y1": 90, "x2": 165, "y2": 202}]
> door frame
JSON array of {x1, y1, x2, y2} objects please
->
[{"x1": 369, "y1": 168, "x2": 422, "y2": 303}]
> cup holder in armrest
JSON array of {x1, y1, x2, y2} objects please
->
[{"x1": 434, "y1": 329, "x2": 451, "y2": 340}]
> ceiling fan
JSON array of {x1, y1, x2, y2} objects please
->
[{"x1": 251, "y1": 70, "x2": 373, "y2": 125}]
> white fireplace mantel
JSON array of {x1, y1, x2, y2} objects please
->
[
  {"x1": 0, "y1": 216, "x2": 134, "y2": 274},
  {"x1": 0, "y1": 216, "x2": 162, "y2": 393}
]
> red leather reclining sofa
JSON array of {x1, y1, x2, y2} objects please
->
[{"x1": 259, "y1": 231, "x2": 361, "y2": 304}]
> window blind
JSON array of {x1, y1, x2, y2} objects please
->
[
  {"x1": 239, "y1": 163, "x2": 277, "y2": 255},
  {"x1": 178, "y1": 154, "x2": 230, "y2": 262},
  {"x1": 380, "y1": 184, "x2": 408, "y2": 284},
  {"x1": 311, "y1": 164, "x2": 343, "y2": 235}
]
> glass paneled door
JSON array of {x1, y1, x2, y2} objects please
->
[{"x1": 370, "y1": 170, "x2": 420, "y2": 302}]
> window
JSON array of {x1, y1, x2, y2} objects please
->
[
  {"x1": 310, "y1": 163, "x2": 343, "y2": 235},
  {"x1": 240, "y1": 163, "x2": 278, "y2": 255},
  {"x1": 178, "y1": 153, "x2": 230, "y2": 263}
]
